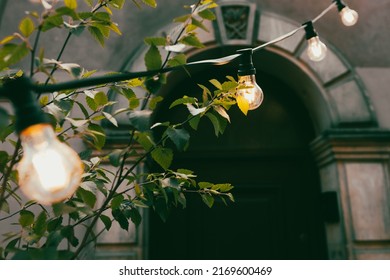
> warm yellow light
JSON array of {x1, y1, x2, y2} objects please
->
[
  {"x1": 340, "y1": 7, "x2": 358, "y2": 26},
  {"x1": 31, "y1": 148, "x2": 68, "y2": 193},
  {"x1": 307, "y1": 36, "x2": 327, "y2": 62},
  {"x1": 237, "y1": 75, "x2": 264, "y2": 110},
  {"x1": 17, "y1": 124, "x2": 83, "y2": 205}
]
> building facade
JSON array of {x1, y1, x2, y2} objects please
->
[{"x1": 1, "y1": 0, "x2": 390, "y2": 259}]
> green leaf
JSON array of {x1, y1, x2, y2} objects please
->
[
  {"x1": 19, "y1": 210, "x2": 35, "y2": 227},
  {"x1": 41, "y1": 15, "x2": 64, "y2": 32},
  {"x1": 93, "y1": 12, "x2": 111, "y2": 22},
  {"x1": 0, "y1": 43, "x2": 29, "y2": 71},
  {"x1": 206, "y1": 112, "x2": 221, "y2": 136},
  {"x1": 103, "y1": 112, "x2": 118, "y2": 127},
  {"x1": 135, "y1": 131, "x2": 155, "y2": 150},
  {"x1": 66, "y1": 117, "x2": 89, "y2": 128},
  {"x1": 111, "y1": 194, "x2": 124, "y2": 210},
  {"x1": 167, "y1": 54, "x2": 187, "y2": 67},
  {"x1": 222, "y1": 81, "x2": 238, "y2": 91},
  {"x1": 0, "y1": 35, "x2": 16, "y2": 45},
  {"x1": 166, "y1": 127, "x2": 190, "y2": 151},
  {"x1": 214, "y1": 106, "x2": 230, "y2": 123},
  {"x1": 58, "y1": 63, "x2": 82, "y2": 77},
  {"x1": 0, "y1": 199, "x2": 10, "y2": 214},
  {"x1": 154, "y1": 197, "x2": 168, "y2": 222},
  {"x1": 47, "y1": 217, "x2": 63, "y2": 232},
  {"x1": 227, "y1": 193, "x2": 235, "y2": 202},
  {"x1": 187, "y1": 104, "x2": 207, "y2": 116},
  {"x1": 142, "y1": 0, "x2": 157, "y2": 8},
  {"x1": 129, "y1": 97, "x2": 140, "y2": 109},
  {"x1": 34, "y1": 212, "x2": 47, "y2": 236},
  {"x1": 179, "y1": 34, "x2": 204, "y2": 48},
  {"x1": 52, "y1": 203, "x2": 77, "y2": 217},
  {"x1": 86, "y1": 123, "x2": 106, "y2": 150},
  {"x1": 209, "y1": 79, "x2": 222, "y2": 90},
  {"x1": 191, "y1": 17, "x2": 208, "y2": 32},
  {"x1": 199, "y1": 182, "x2": 213, "y2": 189},
  {"x1": 144, "y1": 37, "x2": 166, "y2": 46},
  {"x1": 77, "y1": 188, "x2": 97, "y2": 208},
  {"x1": 0, "y1": 107, "x2": 10, "y2": 134},
  {"x1": 144, "y1": 44, "x2": 162, "y2": 70},
  {"x1": 61, "y1": 226, "x2": 79, "y2": 247},
  {"x1": 112, "y1": 209, "x2": 129, "y2": 230},
  {"x1": 236, "y1": 95, "x2": 249, "y2": 115},
  {"x1": 0, "y1": 151, "x2": 8, "y2": 173},
  {"x1": 128, "y1": 207, "x2": 142, "y2": 226},
  {"x1": 198, "y1": 9, "x2": 216, "y2": 20},
  {"x1": 64, "y1": 0, "x2": 78, "y2": 9},
  {"x1": 19, "y1": 17, "x2": 35, "y2": 37},
  {"x1": 5, "y1": 238, "x2": 20, "y2": 258},
  {"x1": 109, "y1": 22, "x2": 122, "y2": 35},
  {"x1": 94, "y1": 91, "x2": 108, "y2": 106},
  {"x1": 88, "y1": 26, "x2": 105, "y2": 47},
  {"x1": 151, "y1": 146, "x2": 173, "y2": 170},
  {"x1": 149, "y1": 96, "x2": 163, "y2": 110},
  {"x1": 91, "y1": 23, "x2": 110, "y2": 38},
  {"x1": 201, "y1": 193, "x2": 214, "y2": 208},
  {"x1": 174, "y1": 14, "x2": 190, "y2": 23},
  {"x1": 169, "y1": 96, "x2": 196, "y2": 109},
  {"x1": 86, "y1": 96, "x2": 97, "y2": 111},
  {"x1": 100, "y1": 215, "x2": 112, "y2": 231},
  {"x1": 128, "y1": 110, "x2": 152, "y2": 132},
  {"x1": 108, "y1": 149, "x2": 123, "y2": 167},
  {"x1": 189, "y1": 115, "x2": 201, "y2": 130},
  {"x1": 215, "y1": 183, "x2": 234, "y2": 192}
]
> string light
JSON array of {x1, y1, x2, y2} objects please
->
[
  {"x1": 1, "y1": 77, "x2": 83, "y2": 205},
  {"x1": 0, "y1": 0, "x2": 358, "y2": 204},
  {"x1": 334, "y1": 0, "x2": 359, "y2": 26},
  {"x1": 236, "y1": 49, "x2": 264, "y2": 110},
  {"x1": 303, "y1": 21, "x2": 327, "y2": 62}
]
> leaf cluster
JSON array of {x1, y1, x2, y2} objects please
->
[{"x1": 0, "y1": 0, "x2": 245, "y2": 260}]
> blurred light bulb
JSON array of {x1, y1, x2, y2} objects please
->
[
  {"x1": 237, "y1": 75, "x2": 264, "y2": 110},
  {"x1": 339, "y1": 6, "x2": 358, "y2": 26},
  {"x1": 17, "y1": 124, "x2": 83, "y2": 205},
  {"x1": 307, "y1": 36, "x2": 327, "y2": 62}
]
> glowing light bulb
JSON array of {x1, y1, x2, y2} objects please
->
[
  {"x1": 307, "y1": 36, "x2": 327, "y2": 62},
  {"x1": 17, "y1": 124, "x2": 83, "y2": 205},
  {"x1": 303, "y1": 21, "x2": 327, "y2": 62},
  {"x1": 339, "y1": 6, "x2": 358, "y2": 26},
  {"x1": 237, "y1": 75, "x2": 264, "y2": 110}
]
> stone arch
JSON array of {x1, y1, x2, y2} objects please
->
[
  {"x1": 118, "y1": 0, "x2": 377, "y2": 134},
  {"x1": 109, "y1": 0, "x2": 390, "y2": 260}
]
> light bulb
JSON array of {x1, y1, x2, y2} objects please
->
[
  {"x1": 339, "y1": 6, "x2": 358, "y2": 26},
  {"x1": 307, "y1": 36, "x2": 327, "y2": 62},
  {"x1": 237, "y1": 75, "x2": 264, "y2": 110},
  {"x1": 17, "y1": 124, "x2": 83, "y2": 205}
]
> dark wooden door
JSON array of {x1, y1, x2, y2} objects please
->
[{"x1": 148, "y1": 48, "x2": 327, "y2": 259}]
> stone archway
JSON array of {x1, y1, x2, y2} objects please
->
[{"x1": 110, "y1": 0, "x2": 390, "y2": 260}]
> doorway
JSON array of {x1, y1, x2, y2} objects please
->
[{"x1": 148, "y1": 47, "x2": 328, "y2": 259}]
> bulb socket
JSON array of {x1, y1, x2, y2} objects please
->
[
  {"x1": 1, "y1": 76, "x2": 50, "y2": 134},
  {"x1": 237, "y1": 48, "x2": 256, "y2": 76},
  {"x1": 333, "y1": 0, "x2": 347, "y2": 12},
  {"x1": 303, "y1": 21, "x2": 318, "y2": 40}
]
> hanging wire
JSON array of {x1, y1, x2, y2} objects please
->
[
  {"x1": 1, "y1": 1, "x2": 342, "y2": 94},
  {"x1": 313, "y1": 2, "x2": 337, "y2": 23}
]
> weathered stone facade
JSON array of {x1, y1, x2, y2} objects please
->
[{"x1": 1, "y1": 0, "x2": 390, "y2": 259}]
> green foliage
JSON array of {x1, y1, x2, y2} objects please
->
[
  {"x1": 0, "y1": 43, "x2": 30, "y2": 71},
  {"x1": 19, "y1": 17, "x2": 35, "y2": 37},
  {"x1": 0, "y1": 0, "x2": 242, "y2": 260},
  {"x1": 145, "y1": 45, "x2": 162, "y2": 70}
]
